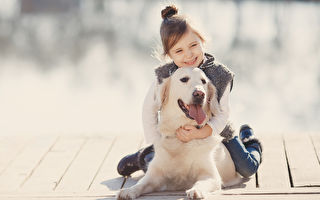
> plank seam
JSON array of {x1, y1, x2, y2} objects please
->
[
  {"x1": 282, "y1": 136, "x2": 293, "y2": 188},
  {"x1": 1, "y1": 189, "x2": 320, "y2": 197},
  {"x1": 121, "y1": 177, "x2": 127, "y2": 188},
  {"x1": 309, "y1": 134, "x2": 320, "y2": 165},
  {"x1": 255, "y1": 172, "x2": 259, "y2": 188},
  {"x1": 20, "y1": 136, "x2": 61, "y2": 188},
  {"x1": 53, "y1": 137, "x2": 89, "y2": 190},
  {"x1": 0, "y1": 137, "x2": 33, "y2": 176},
  {"x1": 87, "y1": 136, "x2": 118, "y2": 191}
]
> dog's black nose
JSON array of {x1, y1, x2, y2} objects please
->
[
  {"x1": 193, "y1": 90, "x2": 205, "y2": 99},
  {"x1": 192, "y1": 90, "x2": 205, "y2": 105}
]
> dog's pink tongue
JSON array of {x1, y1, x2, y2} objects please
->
[{"x1": 189, "y1": 104, "x2": 206, "y2": 125}]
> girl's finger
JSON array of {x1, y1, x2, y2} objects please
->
[
  {"x1": 183, "y1": 125, "x2": 194, "y2": 130},
  {"x1": 181, "y1": 128, "x2": 191, "y2": 134}
]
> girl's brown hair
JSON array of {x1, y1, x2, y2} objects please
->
[{"x1": 160, "y1": 5, "x2": 206, "y2": 56}]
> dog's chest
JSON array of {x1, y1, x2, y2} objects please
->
[
  {"x1": 154, "y1": 139, "x2": 215, "y2": 185},
  {"x1": 159, "y1": 152, "x2": 212, "y2": 190},
  {"x1": 159, "y1": 137, "x2": 215, "y2": 155}
]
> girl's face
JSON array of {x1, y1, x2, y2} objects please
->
[{"x1": 168, "y1": 29, "x2": 205, "y2": 68}]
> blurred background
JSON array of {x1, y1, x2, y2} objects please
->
[{"x1": 0, "y1": 0, "x2": 319, "y2": 136}]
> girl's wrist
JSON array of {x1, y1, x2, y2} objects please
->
[
  {"x1": 205, "y1": 124, "x2": 213, "y2": 135},
  {"x1": 193, "y1": 125, "x2": 212, "y2": 139},
  {"x1": 191, "y1": 131, "x2": 198, "y2": 140},
  {"x1": 202, "y1": 124, "x2": 212, "y2": 138}
]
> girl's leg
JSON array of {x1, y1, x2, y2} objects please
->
[
  {"x1": 117, "y1": 145, "x2": 154, "y2": 176},
  {"x1": 223, "y1": 125, "x2": 262, "y2": 178}
]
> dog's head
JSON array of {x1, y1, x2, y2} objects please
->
[{"x1": 157, "y1": 67, "x2": 218, "y2": 129}]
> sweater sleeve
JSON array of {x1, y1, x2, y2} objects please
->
[
  {"x1": 206, "y1": 83, "x2": 231, "y2": 135},
  {"x1": 142, "y1": 81, "x2": 161, "y2": 145}
]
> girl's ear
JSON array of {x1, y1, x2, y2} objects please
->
[{"x1": 156, "y1": 77, "x2": 171, "y2": 109}]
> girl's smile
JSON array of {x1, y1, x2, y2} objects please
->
[{"x1": 184, "y1": 57, "x2": 198, "y2": 66}]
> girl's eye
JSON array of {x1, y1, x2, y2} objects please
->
[
  {"x1": 191, "y1": 43, "x2": 197, "y2": 47},
  {"x1": 180, "y1": 77, "x2": 189, "y2": 83},
  {"x1": 176, "y1": 50, "x2": 182, "y2": 54},
  {"x1": 201, "y1": 79, "x2": 206, "y2": 84}
]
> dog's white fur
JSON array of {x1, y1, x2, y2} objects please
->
[{"x1": 117, "y1": 68, "x2": 240, "y2": 199}]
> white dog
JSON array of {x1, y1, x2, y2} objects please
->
[{"x1": 117, "y1": 67, "x2": 240, "y2": 199}]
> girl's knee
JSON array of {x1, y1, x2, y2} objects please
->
[
  {"x1": 239, "y1": 168, "x2": 256, "y2": 178},
  {"x1": 237, "y1": 157, "x2": 259, "y2": 178}
]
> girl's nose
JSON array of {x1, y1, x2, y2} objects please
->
[{"x1": 185, "y1": 50, "x2": 193, "y2": 59}]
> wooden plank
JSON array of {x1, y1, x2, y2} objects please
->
[
  {"x1": 258, "y1": 133, "x2": 291, "y2": 189},
  {"x1": 140, "y1": 190, "x2": 320, "y2": 199},
  {"x1": 220, "y1": 187, "x2": 320, "y2": 195},
  {"x1": 243, "y1": 174, "x2": 256, "y2": 189},
  {"x1": 1, "y1": 186, "x2": 320, "y2": 197},
  {"x1": 88, "y1": 134, "x2": 142, "y2": 193},
  {"x1": 20, "y1": 136, "x2": 86, "y2": 192},
  {"x1": 284, "y1": 133, "x2": 320, "y2": 187},
  {"x1": 0, "y1": 197, "x2": 114, "y2": 200},
  {"x1": 0, "y1": 136, "x2": 32, "y2": 176},
  {"x1": 0, "y1": 194, "x2": 320, "y2": 200},
  {"x1": 0, "y1": 187, "x2": 319, "y2": 199},
  {"x1": 310, "y1": 133, "x2": 320, "y2": 164},
  {"x1": 0, "y1": 136, "x2": 58, "y2": 192},
  {"x1": 55, "y1": 136, "x2": 115, "y2": 192},
  {"x1": 205, "y1": 194, "x2": 320, "y2": 200}
]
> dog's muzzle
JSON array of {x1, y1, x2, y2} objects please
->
[
  {"x1": 192, "y1": 90, "x2": 205, "y2": 105},
  {"x1": 178, "y1": 94, "x2": 206, "y2": 125}
]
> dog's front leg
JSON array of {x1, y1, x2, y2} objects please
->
[
  {"x1": 186, "y1": 168, "x2": 221, "y2": 199},
  {"x1": 117, "y1": 167, "x2": 164, "y2": 200}
]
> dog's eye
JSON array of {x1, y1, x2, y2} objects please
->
[
  {"x1": 180, "y1": 77, "x2": 189, "y2": 83},
  {"x1": 201, "y1": 79, "x2": 207, "y2": 84}
]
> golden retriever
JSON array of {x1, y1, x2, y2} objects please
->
[{"x1": 117, "y1": 67, "x2": 240, "y2": 199}]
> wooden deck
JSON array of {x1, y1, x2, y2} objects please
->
[{"x1": 0, "y1": 133, "x2": 319, "y2": 199}]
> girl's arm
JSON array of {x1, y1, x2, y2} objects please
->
[
  {"x1": 206, "y1": 83, "x2": 231, "y2": 136},
  {"x1": 142, "y1": 81, "x2": 161, "y2": 145}
]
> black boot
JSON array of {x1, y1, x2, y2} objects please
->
[
  {"x1": 239, "y1": 124, "x2": 263, "y2": 163},
  {"x1": 117, "y1": 145, "x2": 154, "y2": 176}
]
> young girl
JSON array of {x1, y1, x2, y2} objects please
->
[{"x1": 117, "y1": 5, "x2": 262, "y2": 179}]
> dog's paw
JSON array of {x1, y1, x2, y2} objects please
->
[
  {"x1": 186, "y1": 187, "x2": 206, "y2": 199},
  {"x1": 116, "y1": 188, "x2": 138, "y2": 200}
]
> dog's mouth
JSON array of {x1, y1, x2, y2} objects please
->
[{"x1": 178, "y1": 99, "x2": 206, "y2": 125}]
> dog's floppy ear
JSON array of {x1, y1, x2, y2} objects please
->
[
  {"x1": 207, "y1": 82, "x2": 215, "y2": 105},
  {"x1": 156, "y1": 77, "x2": 171, "y2": 110},
  {"x1": 207, "y1": 82, "x2": 221, "y2": 116}
]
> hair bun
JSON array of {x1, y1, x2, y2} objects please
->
[{"x1": 161, "y1": 5, "x2": 178, "y2": 19}]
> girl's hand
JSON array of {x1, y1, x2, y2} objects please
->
[
  {"x1": 176, "y1": 124, "x2": 212, "y2": 143},
  {"x1": 176, "y1": 126, "x2": 197, "y2": 143}
]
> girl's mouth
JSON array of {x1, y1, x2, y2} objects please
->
[{"x1": 184, "y1": 57, "x2": 197, "y2": 66}]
